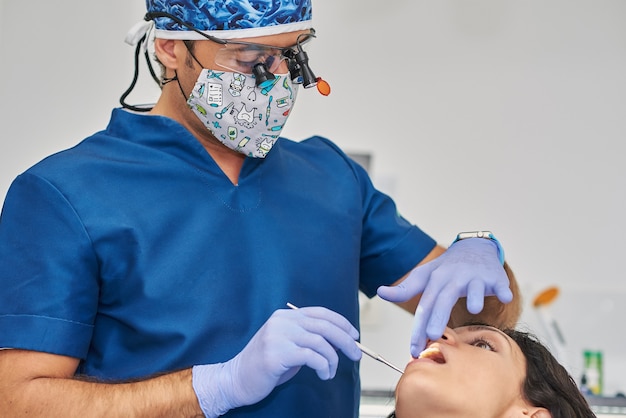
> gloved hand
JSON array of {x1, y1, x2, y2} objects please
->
[
  {"x1": 192, "y1": 306, "x2": 362, "y2": 417},
  {"x1": 377, "y1": 238, "x2": 512, "y2": 357}
]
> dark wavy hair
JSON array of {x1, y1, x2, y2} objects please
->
[
  {"x1": 387, "y1": 328, "x2": 595, "y2": 418},
  {"x1": 504, "y1": 328, "x2": 595, "y2": 418}
]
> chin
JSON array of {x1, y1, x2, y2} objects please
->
[{"x1": 394, "y1": 381, "x2": 442, "y2": 417}]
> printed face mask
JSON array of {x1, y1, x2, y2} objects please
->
[{"x1": 187, "y1": 69, "x2": 299, "y2": 158}]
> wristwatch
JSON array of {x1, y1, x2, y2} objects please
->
[{"x1": 452, "y1": 231, "x2": 505, "y2": 265}]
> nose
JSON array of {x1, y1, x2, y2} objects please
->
[
  {"x1": 275, "y1": 58, "x2": 289, "y2": 74},
  {"x1": 426, "y1": 327, "x2": 457, "y2": 347}
]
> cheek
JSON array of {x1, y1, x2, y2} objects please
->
[{"x1": 460, "y1": 366, "x2": 523, "y2": 414}]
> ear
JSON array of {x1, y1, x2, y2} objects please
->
[
  {"x1": 154, "y1": 38, "x2": 180, "y2": 70},
  {"x1": 527, "y1": 407, "x2": 551, "y2": 418}
]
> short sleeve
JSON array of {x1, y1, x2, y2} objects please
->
[
  {"x1": 355, "y1": 162, "x2": 437, "y2": 297},
  {"x1": 0, "y1": 173, "x2": 99, "y2": 358}
]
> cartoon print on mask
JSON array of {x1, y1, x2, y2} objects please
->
[
  {"x1": 190, "y1": 71, "x2": 224, "y2": 109},
  {"x1": 233, "y1": 103, "x2": 257, "y2": 129},
  {"x1": 207, "y1": 83, "x2": 223, "y2": 107},
  {"x1": 282, "y1": 77, "x2": 294, "y2": 100},
  {"x1": 194, "y1": 104, "x2": 208, "y2": 116},
  {"x1": 214, "y1": 102, "x2": 234, "y2": 120},
  {"x1": 227, "y1": 126, "x2": 238, "y2": 142},
  {"x1": 247, "y1": 88, "x2": 257, "y2": 102},
  {"x1": 197, "y1": 83, "x2": 206, "y2": 98},
  {"x1": 259, "y1": 138, "x2": 276, "y2": 156},
  {"x1": 207, "y1": 70, "x2": 225, "y2": 81},
  {"x1": 260, "y1": 78, "x2": 280, "y2": 95},
  {"x1": 265, "y1": 96, "x2": 273, "y2": 126},
  {"x1": 228, "y1": 73, "x2": 246, "y2": 97},
  {"x1": 236, "y1": 137, "x2": 251, "y2": 152},
  {"x1": 188, "y1": 69, "x2": 299, "y2": 158},
  {"x1": 275, "y1": 96, "x2": 289, "y2": 108}
]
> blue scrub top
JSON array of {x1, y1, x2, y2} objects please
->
[{"x1": 0, "y1": 108, "x2": 436, "y2": 418}]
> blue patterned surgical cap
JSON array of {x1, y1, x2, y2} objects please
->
[{"x1": 146, "y1": 0, "x2": 313, "y2": 39}]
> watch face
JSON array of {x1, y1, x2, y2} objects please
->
[{"x1": 457, "y1": 231, "x2": 493, "y2": 240}]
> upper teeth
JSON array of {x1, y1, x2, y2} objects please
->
[{"x1": 418, "y1": 347, "x2": 441, "y2": 360}]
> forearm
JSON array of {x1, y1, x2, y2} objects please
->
[
  {"x1": 2, "y1": 307, "x2": 363, "y2": 418},
  {"x1": 4, "y1": 368, "x2": 204, "y2": 418}
]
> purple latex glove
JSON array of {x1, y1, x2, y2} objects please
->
[
  {"x1": 377, "y1": 238, "x2": 512, "y2": 357},
  {"x1": 192, "y1": 306, "x2": 362, "y2": 417}
]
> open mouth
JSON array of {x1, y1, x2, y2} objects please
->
[{"x1": 418, "y1": 347, "x2": 446, "y2": 364}]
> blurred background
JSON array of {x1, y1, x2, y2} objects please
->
[{"x1": 1, "y1": 0, "x2": 625, "y2": 403}]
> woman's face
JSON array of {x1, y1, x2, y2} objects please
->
[{"x1": 394, "y1": 325, "x2": 534, "y2": 417}]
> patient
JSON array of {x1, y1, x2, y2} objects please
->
[{"x1": 388, "y1": 325, "x2": 595, "y2": 418}]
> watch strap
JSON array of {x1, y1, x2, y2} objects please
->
[{"x1": 452, "y1": 231, "x2": 505, "y2": 265}]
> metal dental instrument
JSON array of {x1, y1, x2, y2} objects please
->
[{"x1": 286, "y1": 303, "x2": 404, "y2": 374}]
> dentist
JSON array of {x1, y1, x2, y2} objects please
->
[{"x1": 0, "y1": 1, "x2": 518, "y2": 417}]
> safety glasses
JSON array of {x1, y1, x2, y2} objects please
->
[
  {"x1": 213, "y1": 30, "x2": 315, "y2": 75},
  {"x1": 141, "y1": 12, "x2": 328, "y2": 93}
]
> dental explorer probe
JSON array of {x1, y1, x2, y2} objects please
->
[{"x1": 286, "y1": 303, "x2": 404, "y2": 374}]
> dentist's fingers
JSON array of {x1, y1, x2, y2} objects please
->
[{"x1": 376, "y1": 261, "x2": 437, "y2": 303}]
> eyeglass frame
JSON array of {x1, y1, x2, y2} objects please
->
[{"x1": 144, "y1": 11, "x2": 316, "y2": 75}]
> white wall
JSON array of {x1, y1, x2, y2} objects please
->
[
  {"x1": 2, "y1": 0, "x2": 625, "y2": 396},
  {"x1": 0, "y1": 0, "x2": 158, "y2": 194}
]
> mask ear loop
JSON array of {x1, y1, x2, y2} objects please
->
[{"x1": 170, "y1": 42, "x2": 204, "y2": 102}]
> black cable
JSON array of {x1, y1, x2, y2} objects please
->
[
  {"x1": 144, "y1": 47, "x2": 161, "y2": 86},
  {"x1": 119, "y1": 34, "x2": 154, "y2": 112}
]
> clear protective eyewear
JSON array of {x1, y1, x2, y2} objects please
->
[
  {"x1": 213, "y1": 30, "x2": 315, "y2": 76},
  {"x1": 119, "y1": 12, "x2": 330, "y2": 111},
  {"x1": 143, "y1": 11, "x2": 328, "y2": 93}
]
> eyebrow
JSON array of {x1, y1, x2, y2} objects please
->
[{"x1": 464, "y1": 325, "x2": 513, "y2": 351}]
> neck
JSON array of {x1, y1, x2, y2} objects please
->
[{"x1": 151, "y1": 87, "x2": 246, "y2": 185}]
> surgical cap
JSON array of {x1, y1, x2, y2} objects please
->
[{"x1": 146, "y1": 0, "x2": 313, "y2": 40}]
